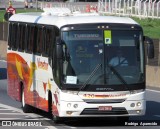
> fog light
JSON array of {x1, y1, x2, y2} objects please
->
[
  {"x1": 66, "y1": 111, "x2": 73, "y2": 115},
  {"x1": 67, "y1": 103, "x2": 71, "y2": 108},
  {"x1": 73, "y1": 104, "x2": 78, "y2": 108},
  {"x1": 130, "y1": 103, "x2": 135, "y2": 107},
  {"x1": 137, "y1": 102, "x2": 141, "y2": 107},
  {"x1": 136, "y1": 110, "x2": 141, "y2": 114}
]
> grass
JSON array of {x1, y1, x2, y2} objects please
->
[
  {"x1": 0, "y1": 8, "x2": 42, "y2": 22},
  {"x1": 0, "y1": 9, "x2": 159, "y2": 39},
  {"x1": 132, "y1": 17, "x2": 160, "y2": 39}
]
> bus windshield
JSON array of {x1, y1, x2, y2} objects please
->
[{"x1": 61, "y1": 29, "x2": 144, "y2": 87}]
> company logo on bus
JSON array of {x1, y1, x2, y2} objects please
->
[
  {"x1": 74, "y1": 34, "x2": 100, "y2": 38},
  {"x1": 83, "y1": 93, "x2": 127, "y2": 99},
  {"x1": 68, "y1": 33, "x2": 102, "y2": 40},
  {"x1": 37, "y1": 58, "x2": 48, "y2": 70}
]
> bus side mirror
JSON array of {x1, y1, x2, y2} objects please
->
[
  {"x1": 56, "y1": 37, "x2": 62, "y2": 59},
  {"x1": 144, "y1": 36, "x2": 154, "y2": 59}
]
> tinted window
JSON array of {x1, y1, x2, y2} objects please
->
[
  {"x1": 11, "y1": 23, "x2": 18, "y2": 49},
  {"x1": 43, "y1": 27, "x2": 54, "y2": 56},
  {"x1": 18, "y1": 24, "x2": 26, "y2": 51},
  {"x1": 8, "y1": 22, "x2": 12, "y2": 49},
  {"x1": 26, "y1": 25, "x2": 36, "y2": 53}
]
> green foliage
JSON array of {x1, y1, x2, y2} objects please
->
[
  {"x1": 0, "y1": 10, "x2": 6, "y2": 22},
  {"x1": 132, "y1": 17, "x2": 160, "y2": 39}
]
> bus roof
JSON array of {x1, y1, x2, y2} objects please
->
[{"x1": 9, "y1": 11, "x2": 139, "y2": 28}]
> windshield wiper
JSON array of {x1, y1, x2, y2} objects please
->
[
  {"x1": 78, "y1": 63, "x2": 102, "y2": 91},
  {"x1": 108, "y1": 65, "x2": 129, "y2": 90}
]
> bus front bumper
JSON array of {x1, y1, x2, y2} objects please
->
[{"x1": 58, "y1": 100, "x2": 146, "y2": 117}]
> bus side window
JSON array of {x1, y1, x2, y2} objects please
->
[
  {"x1": 26, "y1": 25, "x2": 31, "y2": 52},
  {"x1": 24, "y1": 24, "x2": 28, "y2": 52},
  {"x1": 46, "y1": 29, "x2": 51, "y2": 56},
  {"x1": 18, "y1": 24, "x2": 25, "y2": 51},
  {"x1": 42, "y1": 28, "x2": 46, "y2": 56},
  {"x1": 12, "y1": 23, "x2": 18, "y2": 50},
  {"x1": 27, "y1": 25, "x2": 35, "y2": 53},
  {"x1": 42, "y1": 28, "x2": 47, "y2": 56},
  {"x1": 43, "y1": 27, "x2": 54, "y2": 56},
  {"x1": 36, "y1": 26, "x2": 43, "y2": 54},
  {"x1": 8, "y1": 22, "x2": 12, "y2": 49},
  {"x1": 25, "y1": 24, "x2": 29, "y2": 52}
]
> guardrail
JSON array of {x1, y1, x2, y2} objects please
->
[
  {"x1": 38, "y1": 1, "x2": 160, "y2": 19},
  {"x1": 38, "y1": 2, "x2": 98, "y2": 12},
  {"x1": 98, "y1": 0, "x2": 160, "y2": 19}
]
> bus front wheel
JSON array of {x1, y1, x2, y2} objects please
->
[
  {"x1": 48, "y1": 92, "x2": 64, "y2": 123},
  {"x1": 48, "y1": 91, "x2": 53, "y2": 119}
]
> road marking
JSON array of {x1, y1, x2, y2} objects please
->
[
  {"x1": 0, "y1": 113, "x2": 24, "y2": 115},
  {"x1": 0, "y1": 103, "x2": 50, "y2": 120},
  {"x1": 25, "y1": 115, "x2": 30, "y2": 117},
  {"x1": 146, "y1": 89, "x2": 160, "y2": 93},
  {"x1": 47, "y1": 126, "x2": 59, "y2": 129},
  {"x1": 0, "y1": 109, "x2": 11, "y2": 110},
  {"x1": 0, "y1": 104, "x2": 59, "y2": 129},
  {"x1": 0, "y1": 118, "x2": 24, "y2": 120},
  {"x1": 69, "y1": 127, "x2": 77, "y2": 129},
  {"x1": 63, "y1": 126, "x2": 77, "y2": 129},
  {"x1": 0, "y1": 104, "x2": 23, "y2": 113}
]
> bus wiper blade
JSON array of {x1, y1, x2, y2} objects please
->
[
  {"x1": 108, "y1": 65, "x2": 129, "y2": 89},
  {"x1": 79, "y1": 63, "x2": 102, "y2": 91}
]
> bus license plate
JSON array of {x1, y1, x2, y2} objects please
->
[{"x1": 98, "y1": 106, "x2": 112, "y2": 111}]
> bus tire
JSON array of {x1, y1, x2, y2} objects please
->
[
  {"x1": 21, "y1": 86, "x2": 31, "y2": 113},
  {"x1": 48, "y1": 91, "x2": 53, "y2": 119},
  {"x1": 48, "y1": 91, "x2": 64, "y2": 123}
]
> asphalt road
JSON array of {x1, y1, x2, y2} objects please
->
[{"x1": 0, "y1": 60, "x2": 160, "y2": 129}]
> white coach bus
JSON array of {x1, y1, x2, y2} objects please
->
[{"x1": 7, "y1": 8, "x2": 154, "y2": 123}]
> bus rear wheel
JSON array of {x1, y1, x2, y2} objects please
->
[{"x1": 21, "y1": 87, "x2": 31, "y2": 113}]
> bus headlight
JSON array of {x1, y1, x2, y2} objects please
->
[
  {"x1": 73, "y1": 104, "x2": 78, "y2": 108},
  {"x1": 67, "y1": 103, "x2": 71, "y2": 108},
  {"x1": 130, "y1": 103, "x2": 135, "y2": 107},
  {"x1": 137, "y1": 102, "x2": 141, "y2": 107}
]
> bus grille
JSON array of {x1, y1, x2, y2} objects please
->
[
  {"x1": 80, "y1": 107, "x2": 128, "y2": 115},
  {"x1": 83, "y1": 99, "x2": 125, "y2": 104}
]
